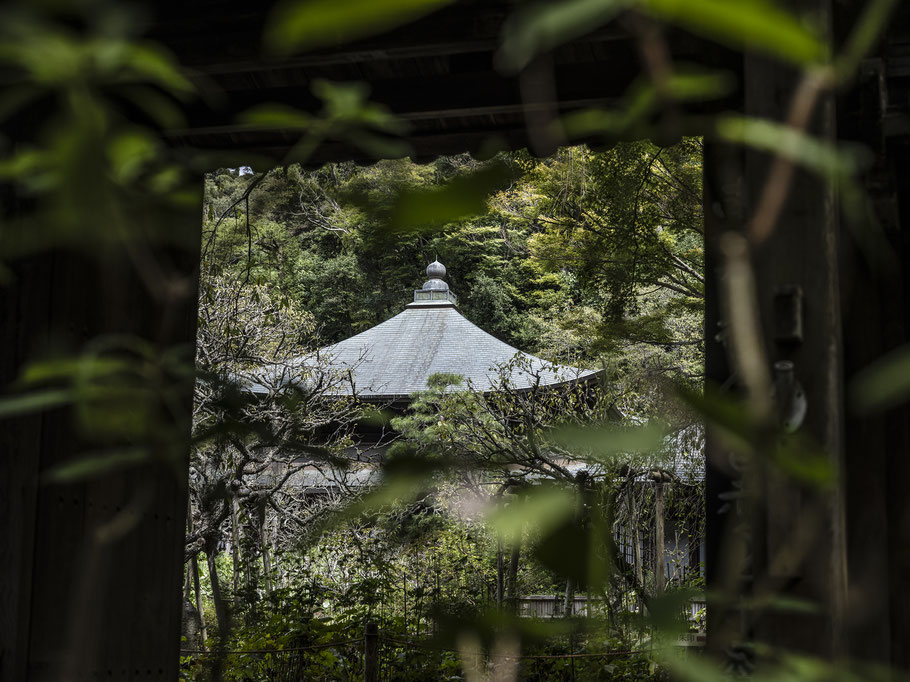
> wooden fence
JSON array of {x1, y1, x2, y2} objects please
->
[{"x1": 179, "y1": 622, "x2": 669, "y2": 680}]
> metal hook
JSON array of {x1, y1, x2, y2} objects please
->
[{"x1": 773, "y1": 360, "x2": 806, "y2": 433}]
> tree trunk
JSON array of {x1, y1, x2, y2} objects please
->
[
  {"x1": 206, "y1": 546, "x2": 230, "y2": 640},
  {"x1": 184, "y1": 499, "x2": 193, "y2": 603},
  {"x1": 184, "y1": 561, "x2": 192, "y2": 602},
  {"x1": 260, "y1": 503, "x2": 273, "y2": 594},
  {"x1": 185, "y1": 497, "x2": 206, "y2": 649},
  {"x1": 655, "y1": 480, "x2": 665, "y2": 596},
  {"x1": 563, "y1": 578, "x2": 575, "y2": 617},
  {"x1": 192, "y1": 554, "x2": 207, "y2": 648}
]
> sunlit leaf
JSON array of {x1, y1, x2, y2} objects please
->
[
  {"x1": 642, "y1": 0, "x2": 828, "y2": 66},
  {"x1": 265, "y1": 0, "x2": 455, "y2": 55}
]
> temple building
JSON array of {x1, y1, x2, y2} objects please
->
[
  {"x1": 248, "y1": 259, "x2": 600, "y2": 483},
  {"x1": 302, "y1": 259, "x2": 598, "y2": 401},
  {"x1": 250, "y1": 260, "x2": 599, "y2": 404}
]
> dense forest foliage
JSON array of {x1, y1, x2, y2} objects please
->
[
  {"x1": 202, "y1": 142, "x2": 703, "y2": 418},
  {"x1": 183, "y1": 142, "x2": 706, "y2": 680}
]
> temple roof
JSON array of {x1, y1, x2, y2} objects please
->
[{"x1": 256, "y1": 261, "x2": 598, "y2": 399}]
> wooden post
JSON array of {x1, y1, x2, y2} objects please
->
[
  {"x1": 702, "y1": 0, "x2": 849, "y2": 658},
  {"x1": 364, "y1": 621, "x2": 379, "y2": 682},
  {"x1": 563, "y1": 578, "x2": 575, "y2": 617},
  {"x1": 744, "y1": 25, "x2": 847, "y2": 655},
  {"x1": 0, "y1": 177, "x2": 202, "y2": 678},
  {"x1": 703, "y1": 139, "x2": 747, "y2": 657}
]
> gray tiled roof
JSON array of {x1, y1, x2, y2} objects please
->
[{"x1": 300, "y1": 301, "x2": 597, "y2": 398}]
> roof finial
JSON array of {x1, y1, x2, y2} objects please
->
[
  {"x1": 412, "y1": 258, "x2": 457, "y2": 305},
  {"x1": 426, "y1": 259, "x2": 446, "y2": 281}
]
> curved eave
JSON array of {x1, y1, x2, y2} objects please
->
[
  {"x1": 289, "y1": 302, "x2": 600, "y2": 399},
  {"x1": 342, "y1": 366, "x2": 605, "y2": 405}
]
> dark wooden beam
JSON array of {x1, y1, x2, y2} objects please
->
[{"x1": 0, "y1": 186, "x2": 202, "y2": 679}]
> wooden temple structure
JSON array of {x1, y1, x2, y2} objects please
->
[
  {"x1": 3, "y1": 0, "x2": 910, "y2": 678},
  {"x1": 252, "y1": 259, "x2": 598, "y2": 401}
]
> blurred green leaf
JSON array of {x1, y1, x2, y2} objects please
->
[
  {"x1": 497, "y1": 0, "x2": 630, "y2": 73},
  {"x1": 332, "y1": 473, "x2": 428, "y2": 524},
  {"x1": 265, "y1": 0, "x2": 455, "y2": 55},
  {"x1": 117, "y1": 84, "x2": 187, "y2": 130},
  {"x1": 643, "y1": 0, "x2": 828, "y2": 66},
  {"x1": 0, "y1": 389, "x2": 72, "y2": 418},
  {"x1": 240, "y1": 82, "x2": 410, "y2": 159},
  {"x1": 486, "y1": 485, "x2": 575, "y2": 544},
  {"x1": 562, "y1": 69, "x2": 734, "y2": 139},
  {"x1": 660, "y1": 654, "x2": 728, "y2": 682},
  {"x1": 239, "y1": 104, "x2": 313, "y2": 130},
  {"x1": 851, "y1": 344, "x2": 910, "y2": 413},
  {"x1": 120, "y1": 43, "x2": 194, "y2": 96},
  {"x1": 0, "y1": 84, "x2": 42, "y2": 122},
  {"x1": 21, "y1": 355, "x2": 135, "y2": 385},
  {"x1": 371, "y1": 161, "x2": 513, "y2": 233},
  {"x1": 716, "y1": 115, "x2": 870, "y2": 180},
  {"x1": 772, "y1": 436, "x2": 835, "y2": 489},
  {"x1": 313, "y1": 80, "x2": 408, "y2": 135},
  {"x1": 745, "y1": 594, "x2": 819, "y2": 614},
  {"x1": 834, "y1": 0, "x2": 899, "y2": 83},
  {"x1": 73, "y1": 385, "x2": 157, "y2": 442},
  {"x1": 533, "y1": 517, "x2": 590, "y2": 583},
  {"x1": 0, "y1": 149, "x2": 56, "y2": 189},
  {"x1": 647, "y1": 588, "x2": 699, "y2": 635},
  {"x1": 45, "y1": 447, "x2": 150, "y2": 483},
  {"x1": 677, "y1": 384, "x2": 758, "y2": 451},
  {"x1": 500, "y1": 0, "x2": 825, "y2": 74},
  {"x1": 549, "y1": 423, "x2": 666, "y2": 461},
  {"x1": 107, "y1": 130, "x2": 160, "y2": 184}
]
